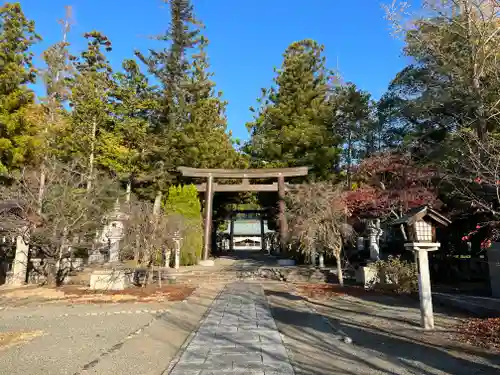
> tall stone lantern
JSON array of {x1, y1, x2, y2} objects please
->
[{"x1": 390, "y1": 205, "x2": 451, "y2": 330}]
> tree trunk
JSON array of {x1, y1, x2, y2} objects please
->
[
  {"x1": 86, "y1": 118, "x2": 97, "y2": 192},
  {"x1": 133, "y1": 234, "x2": 140, "y2": 265},
  {"x1": 153, "y1": 191, "x2": 162, "y2": 216},
  {"x1": 37, "y1": 163, "x2": 46, "y2": 216},
  {"x1": 125, "y1": 179, "x2": 132, "y2": 203},
  {"x1": 336, "y1": 253, "x2": 344, "y2": 287},
  {"x1": 54, "y1": 229, "x2": 68, "y2": 287}
]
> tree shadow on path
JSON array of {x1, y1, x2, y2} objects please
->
[{"x1": 265, "y1": 287, "x2": 500, "y2": 375}]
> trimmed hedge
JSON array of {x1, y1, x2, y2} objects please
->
[{"x1": 164, "y1": 185, "x2": 203, "y2": 266}]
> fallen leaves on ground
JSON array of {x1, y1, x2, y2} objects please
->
[
  {"x1": 456, "y1": 317, "x2": 500, "y2": 352},
  {"x1": 0, "y1": 285, "x2": 196, "y2": 305},
  {"x1": 60, "y1": 284, "x2": 196, "y2": 303},
  {"x1": 0, "y1": 331, "x2": 44, "y2": 351},
  {"x1": 0, "y1": 286, "x2": 66, "y2": 300},
  {"x1": 294, "y1": 283, "x2": 372, "y2": 299}
]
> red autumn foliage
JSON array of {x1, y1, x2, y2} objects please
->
[
  {"x1": 457, "y1": 317, "x2": 500, "y2": 352},
  {"x1": 344, "y1": 153, "x2": 440, "y2": 219}
]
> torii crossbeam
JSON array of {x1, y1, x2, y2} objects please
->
[{"x1": 177, "y1": 166, "x2": 309, "y2": 260}]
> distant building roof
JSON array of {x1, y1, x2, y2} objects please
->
[{"x1": 222, "y1": 219, "x2": 274, "y2": 235}]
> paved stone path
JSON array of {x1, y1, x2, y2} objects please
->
[{"x1": 167, "y1": 281, "x2": 294, "y2": 375}]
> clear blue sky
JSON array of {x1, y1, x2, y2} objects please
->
[{"x1": 19, "y1": 0, "x2": 409, "y2": 142}]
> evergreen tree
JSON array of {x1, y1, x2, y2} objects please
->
[
  {"x1": 328, "y1": 83, "x2": 372, "y2": 186},
  {"x1": 0, "y1": 3, "x2": 41, "y2": 174},
  {"x1": 135, "y1": 0, "x2": 244, "y2": 202},
  {"x1": 69, "y1": 31, "x2": 114, "y2": 190},
  {"x1": 108, "y1": 59, "x2": 158, "y2": 201},
  {"x1": 136, "y1": 0, "x2": 201, "y2": 133},
  {"x1": 36, "y1": 6, "x2": 73, "y2": 213},
  {"x1": 164, "y1": 184, "x2": 203, "y2": 265},
  {"x1": 135, "y1": 0, "x2": 203, "y2": 201},
  {"x1": 172, "y1": 37, "x2": 245, "y2": 169},
  {"x1": 245, "y1": 39, "x2": 340, "y2": 180}
]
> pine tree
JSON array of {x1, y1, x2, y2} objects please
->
[
  {"x1": 37, "y1": 6, "x2": 73, "y2": 213},
  {"x1": 329, "y1": 83, "x2": 372, "y2": 187},
  {"x1": 69, "y1": 31, "x2": 113, "y2": 191},
  {"x1": 0, "y1": 3, "x2": 41, "y2": 174},
  {"x1": 107, "y1": 59, "x2": 158, "y2": 201},
  {"x1": 135, "y1": 0, "x2": 203, "y2": 203},
  {"x1": 136, "y1": 0, "x2": 201, "y2": 133},
  {"x1": 172, "y1": 37, "x2": 244, "y2": 169},
  {"x1": 135, "y1": 0, "x2": 243, "y2": 203},
  {"x1": 245, "y1": 39, "x2": 340, "y2": 180}
]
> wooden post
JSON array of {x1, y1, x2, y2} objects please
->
[
  {"x1": 404, "y1": 243, "x2": 439, "y2": 330},
  {"x1": 229, "y1": 214, "x2": 234, "y2": 252},
  {"x1": 202, "y1": 175, "x2": 214, "y2": 260},
  {"x1": 416, "y1": 249, "x2": 434, "y2": 329},
  {"x1": 278, "y1": 174, "x2": 288, "y2": 253}
]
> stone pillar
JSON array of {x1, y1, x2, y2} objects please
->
[
  {"x1": 108, "y1": 239, "x2": 120, "y2": 263},
  {"x1": 202, "y1": 175, "x2": 214, "y2": 260},
  {"x1": 311, "y1": 250, "x2": 317, "y2": 267},
  {"x1": 319, "y1": 254, "x2": 325, "y2": 269},
  {"x1": 164, "y1": 249, "x2": 171, "y2": 268},
  {"x1": 229, "y1": 215, "x2": 234, "y2": 252},
  {"x1": 174, "y1": 238, "x2": 181, "y2": 270},
  {"x1": 278, "y1": 174, "x2": 288, "y2": 253},
  {"x1": 12, "y1": 235, "x2": 29, "y2": 285},
  {"x1": 487, "y1": 243, "x2": 500, "y2": 297},
  {"x1": 260, "y1": 216, "x2": 265, "y2": 252}
]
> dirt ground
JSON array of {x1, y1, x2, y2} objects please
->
[
  {"x1": 293, "y1": 282, "x2": 500, "y2": 354},
  {"x1": 0, "y1": 284, "x2": 195, "y2": 306},
  {"x1": 0, "y1": 331, "x2": 44, "y2": 351}
]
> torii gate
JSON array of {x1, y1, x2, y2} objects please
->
[{"x1": 177, "y1": 166, "x2": 309, "y2": 260}]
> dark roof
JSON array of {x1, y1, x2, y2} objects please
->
[{"x1": 390, "y1": 205, "x2": 451, "y2": 227}]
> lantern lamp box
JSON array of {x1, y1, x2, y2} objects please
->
[
  {"x1": 390, "y1": 205, "x2": 451, "y2": 330},
  {"x1": 390, "y1": 205, "x2": 451, "y2": 244}
]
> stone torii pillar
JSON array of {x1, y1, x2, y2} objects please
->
[
  {"x1": 229, "y1": 214, "x2": 235, "y2": 252},
  {"x1": 202, "y1": 175, "x2": 214, "y2": 261},
  {"x1": 278, "y1": 174, "x2": 288, "y2": 254}
]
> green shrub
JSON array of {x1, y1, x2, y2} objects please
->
[
  {"x1": 164, "y1": 185, "x2": 203, "y2": 266},
  {"x1": 369, "y1": 255, "x2": 418, "y2": 294}
]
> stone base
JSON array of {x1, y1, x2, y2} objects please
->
[
  {"x1": 88, "y1": 252, "x2": 106, "y2": 264},
  {"x1": 355, "y1": 266, "x2": 377, "y2": 288},
  {"x1": 198, "y1": 259, "x2": 215, "y2": 267},
  {"x1": 277, "y1": 259, "x2": 295, "y2": 266},
  {"x1": 89, "y1": 269, "x2": 132, "y2": 291}
]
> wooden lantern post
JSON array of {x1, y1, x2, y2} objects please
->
[{"x1": 391, "y1": 206, "x2": 451, "y2": 330}]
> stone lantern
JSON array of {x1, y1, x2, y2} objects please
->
[{"x1": 390, "y1": 205, "x2": 451, "y2": 330}]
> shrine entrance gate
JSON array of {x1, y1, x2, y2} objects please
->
[{"x1": 177, "y1": 166, "x2": 309, "y2": 260}]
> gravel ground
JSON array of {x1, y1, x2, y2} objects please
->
[
  {"x1": 0, "y1": 283, "x2": 223, "y2": 375},
  {"x1": 0, "y1": 303, "x2": 166, "y2": 375}
]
